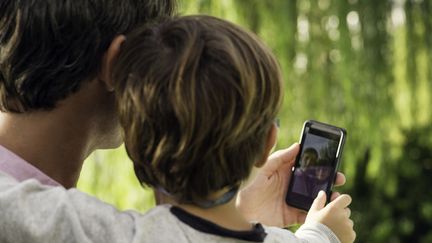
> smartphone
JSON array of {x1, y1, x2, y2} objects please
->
[{"x1": 285, "y1": 120, "x2": 346, "y2": 211}]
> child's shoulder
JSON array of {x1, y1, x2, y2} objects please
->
[
  {"x1": 137, "y1": 204, "x2": 178, "y2": 229},
  {"x1": 137, "y1": 204, "x2": 250, "y2": 242},
  {"x1": 138, "y1": 205, "x2": 303, "y2": 243},
  {"x1": 142, "y1": 204, "x2": 171, "y2": 217},
  {"x1": 262, "y1": 225, "x2": 299, "y2": 242},
  {"x1": 136, "y1": 204, "x2": 188, "y2": 241}
]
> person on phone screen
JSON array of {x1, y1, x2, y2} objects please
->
[
  {"x1": 292, "y1": 146, "x2": 335, "y2": 198},
  {"x1": 301, "y1": 148, "x2": 319, "y2": 169},
  {"x1": 111, "y1": 15, "x2": 355, "y2": 242},
  {"x1": 292, "y1": 147, "x2": 319, "y2": 196}
]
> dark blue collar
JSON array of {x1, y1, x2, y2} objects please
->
[
  {"x1": 193, "y1": 185, "x2": 239, "y2": 208},
  {"x1": 170, "y1": 206, "x2": 267, "y2": 242}
]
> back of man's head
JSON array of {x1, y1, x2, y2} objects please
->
[
  {"x1": 0, "y1": 0, "x2": 176, "y2": 113},
  {"x1": 114, "y1": 15, "x2": 284, "y2": 205}
]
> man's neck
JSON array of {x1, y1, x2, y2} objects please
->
[
  {"x1": 0, "y1": 79, "x2": 121, "y2": 188},
  {"x1": 0, "y1": 111, "x2": 93, "y2": 188}
]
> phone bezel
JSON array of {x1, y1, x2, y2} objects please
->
[{"x1": 285, "y1": 120, "x2": 347, "y2": 211}]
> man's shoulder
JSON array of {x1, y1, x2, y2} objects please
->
[
  {"x1": 0, "y1": 170, "x2": 16, "y2": 182},
  {"x1": 0, "y1": 172, "x2": 142, "y2": 243}
]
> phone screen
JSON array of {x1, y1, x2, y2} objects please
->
[{"x1": 286, "y1": 121, "x2": 346, "y2": 211}]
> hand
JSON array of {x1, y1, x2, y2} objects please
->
[
  {"x1": 237, "y1": 143, "x2": 346, "y2": 227},
  {"x1": 306, "y1": 191, "x2": 356, "y2": 243}
]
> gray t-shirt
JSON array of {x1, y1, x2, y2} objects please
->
[
  {"x1": 135, "y1": 205, "x2": 340, "y2": 243},
  {"x1": 0, "y1": 171, "x2": 340, "y2": 243}
]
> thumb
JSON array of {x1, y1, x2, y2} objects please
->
[
  {"x1": 268, "y1": 143, "x2": 300, "y2": 164},
  {"x1": 309, "y1": 191, "x2": 327, "y2": 213},
  {"x1": 263, "y1": 143, "x2": 300, "y2": 173}
]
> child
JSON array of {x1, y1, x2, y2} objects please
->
[{"x1": 113, "y1": 15, "x2": 355, "y2": 243}]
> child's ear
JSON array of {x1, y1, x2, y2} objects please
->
[
  {"x1": 254, "y1": 123, "x2": 278, "y2": 168},
  {"x1": 99, "y1": 35, "x2": 126, "y2": 91}
]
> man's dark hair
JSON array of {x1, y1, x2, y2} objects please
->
[{"x1": 0, "y1": 0, "x2": 176, "y2": 112}]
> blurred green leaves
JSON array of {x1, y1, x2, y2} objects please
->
[
  {"x1": 77, "y1": 146, "x2": 154, "y2": 212},
  {"x1": 77, "y1": 0, "x2": 432, "y2": 241}
]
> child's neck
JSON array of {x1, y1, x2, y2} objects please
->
[{"x1": 177, "y1": 194, "x2": 254, "y2": 231}]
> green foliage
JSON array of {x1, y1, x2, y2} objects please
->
[
  {"x1": 77, "y1": 0, "x2": 432, "y2": 241},
  {"x1": 77, "y1": 146, "x2": 155, "y2": 212}
]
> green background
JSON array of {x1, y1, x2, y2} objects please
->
[{"x1": 78, "y1": 0, "x2": 432, "y2": 242}]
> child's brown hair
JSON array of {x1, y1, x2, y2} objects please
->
[{"x1": 113, "y1": 15, "x2": 283, "y2": 204}]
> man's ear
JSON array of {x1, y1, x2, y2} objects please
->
[
  {"x1": 254, "y1": 123, "x2": 278, "y2": 168},
  {"x1": 99, "y1": 35, "x2": 126, "y2": 91}
]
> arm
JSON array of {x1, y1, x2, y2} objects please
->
[
  {"x1": 0, "y1": 172, "x2": 139, "y2": 243},
  {"x1": 264, "y1": 222, "x2": 340, "y2": 243},
  {"x1": 295, "y1": 222, "x2": 341, "y2": 243},
  {"x1": 302, "y1": 191, "x2": 355, "y2": 243},
  {"x1": 237, "y1": 143, "x2": 346, "y2": 227},
  {"x1": 263, "y1": 191, "x2": 354, "y2": 243}
]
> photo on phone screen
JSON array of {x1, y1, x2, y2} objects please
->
[{"x1": 285, "y1": 120, "x2": 346, "y2": 211}]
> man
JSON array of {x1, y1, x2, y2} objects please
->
[
  {"x1": 0, "y1": 0, "x2": 175, "y2": 188},
  {"x1": 0, "y1": 1, "x2": 347, "y2": 242}
]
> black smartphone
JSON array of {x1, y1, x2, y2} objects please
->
[{"x1": 285, "y1": 120, "x2": 346, "y2": 211}]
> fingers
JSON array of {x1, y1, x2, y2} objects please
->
[
  {"x1": 345, "y1": 207, "x2": 351, "y2": 218},
  {"x1": 330, "y1": 191, "x2": 340, "y2": 201},
  {"x1": 350, "y1": 226, "x2": 357, "y2": 242},
  {"x1": 347, "y1": 218, "x2": 356, "y2": 242},
  {"x1": 309, "y1": 191, "x2": 327, "y2": 213},
  {"x1": 330, "y1": 172, "x2": 346, "y2": 202},
  {"x1": 333, "y1": 172, "x2": 346, "y2": 187},
  {"x1": 328, "y1": 194, "x2": 352, "y2": 209},
  {"x1": 329, "y1": 173, "x2": 345, "y2": 202}
]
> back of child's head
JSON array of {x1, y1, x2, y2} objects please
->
[{"x1": 113, "y1": 15, "x2": 283, "y2": 205}]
